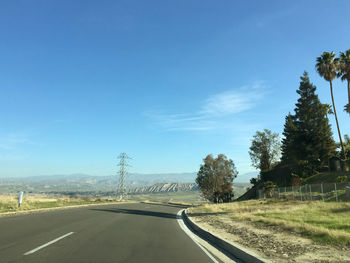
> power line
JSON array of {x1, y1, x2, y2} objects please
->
[{"x1": 116, "y1": 153, "x2": 131, "y2": 200}]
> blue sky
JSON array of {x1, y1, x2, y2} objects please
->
[{"x1": 1, "y1": 0, "x2": 350, "y2": 182}]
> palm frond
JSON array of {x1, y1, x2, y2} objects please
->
[
  {"x1": 315, "y1": 51, "x2": 338, "y2": 82},
  {"x1": 339, "y1": 49, "x2": 350, "y2": 82}
]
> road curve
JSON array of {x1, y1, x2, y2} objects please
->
[{"x1": 0, "y1": 202, "x2": 223, "y2": 263}]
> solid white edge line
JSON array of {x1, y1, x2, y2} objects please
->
[
  {"x1": 24, "y1": 232, "x2": 74, "y2": 255},
  {"x1": 177, "y1": 209, "x2": 220, "y2": 263}
]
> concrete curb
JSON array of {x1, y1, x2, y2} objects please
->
[{"x1": 182, "y1": 209, "x2": 270, "y2": 263}]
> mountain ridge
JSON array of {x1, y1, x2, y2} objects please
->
[{"x1": 0, "y1": 173, "x2": 251, "y2": 195}]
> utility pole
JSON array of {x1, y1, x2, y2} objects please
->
[{"x1": 116, "y1": 153, "x2": 131, "y2": 200}]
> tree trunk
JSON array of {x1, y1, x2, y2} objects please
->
[{"x1": 330, "y1": 81, "x2": 347, "y2": 160}]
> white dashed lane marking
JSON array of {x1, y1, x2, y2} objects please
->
[{"x1": 24, "y1": 232, "x2": 74, "y2": 255}]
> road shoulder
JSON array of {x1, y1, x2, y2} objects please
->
[{"x1": 186, "y1": 209, "x2": 350, "y2": 263}]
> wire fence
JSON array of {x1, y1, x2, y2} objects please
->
[{"x1": 257, "y1": 182, "x2": 350, "y2": 202}]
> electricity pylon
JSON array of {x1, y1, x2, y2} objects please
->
[{"x1": 116, "y1": 153, "x2": 131, "y2": 200}]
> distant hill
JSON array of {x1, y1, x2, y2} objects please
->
[
  {"x1": 128, "y1": 182, "x2": 250, "y2": 195},
  {"x1": 0, "y1": 173, "x2": 198, "y2": 193},
  {"x1": 128, "y1": 183, "x2": 198, "y2": 194},
  {"x1": 235, "y1": 171, "x2": 259, "y2": 182},
  {"x1": 127, "y1": 173, "x2": 197, "y2": 186},
  {"x1": 0, "y1": 173, "x2": 251, "y2": 197}
]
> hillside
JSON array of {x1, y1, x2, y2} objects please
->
[
  {"x1": 303, "y1": 171, "x2": 350, "y2": 184},
  {"x1": 0, "y1": 175, "x2": 250, "y2": 198},
  {"x1": 0, "y1": 173, "x2": 250, "y2": 195},
  {"x1": 127, "y1": 183, "x2": 198, "y2": 194},
  {"x1": 188, "y1": 200, "x2": 350, "y2": 262},
  {"x1": 238, "y1": 170, "x2": 350, "y2": 201},
  {"x1": 0, "y1": 173, "x2": 197, "y2": 193}
]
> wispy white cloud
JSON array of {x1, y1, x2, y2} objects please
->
[
  {"x1": 145, "y1": 81, "x2": 267, "y2": 131},
  {"x1": 144, "y1": 112, "x2": 215, "y2": 131},
  {"x1": 200, "y1": 82, "x2": 265, "y2": 116},
  {"x1": 0, "y1": 133, "x2": 34, "y2": 151},
  {"x1": 0, "y1": 120, "x2": 66, "y2": 161},
  {"x1": 0, "y1": 133, "x2": 37, "y2": 161}
]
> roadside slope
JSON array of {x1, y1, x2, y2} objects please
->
[{"x1": 187, "y1": 200, "x2": 350, "y2": 263}]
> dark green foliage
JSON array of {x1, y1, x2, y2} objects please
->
[
  {"x1": 343, "y1": 135, "x2": 350, "y2": 158},
  {"x1": 249, "y1": 129, "x2": 281, "y2": 172},
  {"x1": 250, "y1": 177, "x2": 258, "y2": 186},
  {"x1": 281, "y1": 114, "x2": 298, "y2": 164},
  {"x1": 263, "y1": 181, "x2": 276, "y2": 198},
  {"x1": 303, "y1": 171, "x2": 350, "y2": 184},
  {"x1": 281, "y1": 72, "x2": 336, "y2": 177},
  {"x1": 196, "y1": 154, "x2": 238, "y2": 203},
  {"x1": 336, "y1": 176, "x2": 348, "y2": 183},
  {"x1": 345, "y1": 104, "x2": 350, "y2": 114},
  {"x1": 260, "y1": 163, "x2": 295, "y2": 186},
  {"x1": 294, "y1": 72, "x2": 336, "y2": 166},
  {"x1": 236, "y1": 183, "x2": 261, "y2": 201},
  {"x1": 338, "y1": 49, "x2": 350, "y2": 113},
  {"x1": 339, "y1": 135, "x2": 350, "y2": 171}
]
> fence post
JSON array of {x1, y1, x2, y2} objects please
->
[
  {"x1": 321, "y1": 183, "x2": 324, "y2": 201},
  {"x1": 335, "y1": 183, "x2": 338, "y2": 202},
  {"x1": 309, "y1": 184, "x2": 312, "y2": 201},
  {"x1": 300, "y1": 186, "x2": 302, "y2": 201},
  {"x1": 292, "y1": 186, "x2": 295, "y2": 200},
  {"x1": 278, "y1": 188, "x2": 280, "y2": 199}
]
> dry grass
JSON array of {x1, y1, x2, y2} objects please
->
[
  {"x1": 188, "y1": 199, "x2": 350, "y2": 245},
  {"x1": 0, "y1": 194, "x2": 118, "y2": 213}
]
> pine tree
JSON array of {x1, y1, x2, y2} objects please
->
[
  {"x1": 281, "y1": 72, "x2": 336, "y2": 174},
  {"x1": 281, "y1": 113, "x2": 297, "y2": 163}
]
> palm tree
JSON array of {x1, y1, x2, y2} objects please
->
[
  {"x1": 339, "y1": 49, "x2": 350, "y2": 113},
  {"x1": 316, "y1": 51, "x2": 347, "y2": 160}
]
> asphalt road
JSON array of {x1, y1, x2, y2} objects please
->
[{"x1": 0, "y1": 202, "x2": 222, "y2": 263}]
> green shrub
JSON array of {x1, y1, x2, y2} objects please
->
[{"x1": 337, "y1": 176, "x2": 348, "y2": 183}]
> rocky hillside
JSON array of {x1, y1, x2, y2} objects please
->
[
  {"x1": 127, "y1": 183, "x2": 198, "y2": 194},
  {"x1": 0, "y1": 174, "x2": 250, "y2": 197},
  {"x1": 128, "y1": 182, "x2": 250, "y2": 197}
]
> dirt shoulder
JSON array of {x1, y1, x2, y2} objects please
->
[{"x1": 187, "y1": 204, "x2": 350, "y2": 263}]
